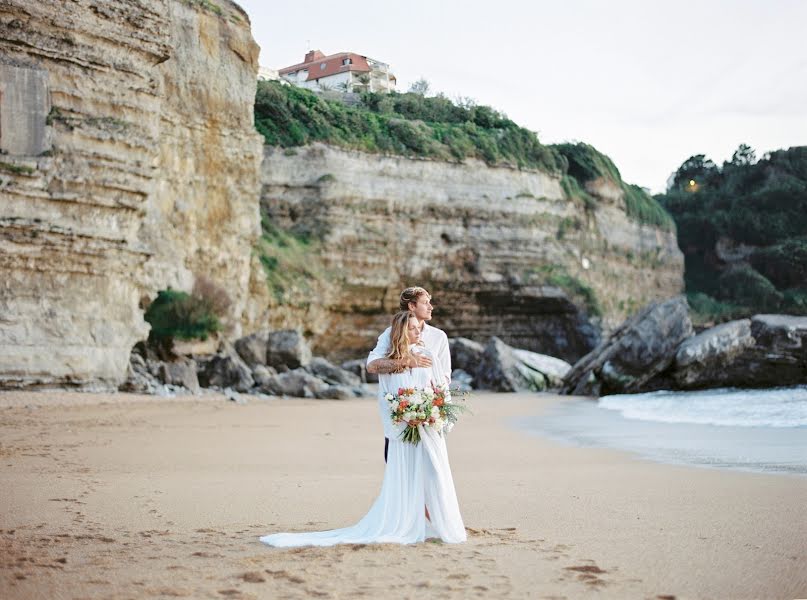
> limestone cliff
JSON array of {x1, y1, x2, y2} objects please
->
[
  {"x1": 259, "y1": 144, "x2": 684, "y2": 362},
  {"x1": 0, "y1": 0, "x2": 263, "y2": 389}
]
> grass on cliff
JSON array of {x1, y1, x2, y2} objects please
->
[
  {"x1": 657, "y1": 145, "x2": 807, "y2": 320},
  {"x1": 553, "y1": 143, "x2": 676, "y2": 231},
  {"x1": 255, "y1": 81, "x2": 565, "y2": 173},
  {"x1": 257, "y1": 218, "x2": 328, "y2": 305},
  {"x1": 254, "y1": 82, "x2": 676, "y2": 233},
  {"x1": 528, "y1": 263, "x2": 603, "y2": 317}
]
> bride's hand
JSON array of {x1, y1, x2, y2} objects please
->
[{"x1": 408, "y1": 353, "x2": 433, "y2": 368}]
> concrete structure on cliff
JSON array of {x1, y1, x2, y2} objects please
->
[
  {"x1": 0, "y1": 0, "x2": 265, "y2": 389},
  {"x1": 279, "y1": 49, "x2": 396, "y2": 93}
]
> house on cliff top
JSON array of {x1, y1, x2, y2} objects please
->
[{"x1": 278, "y1": 49, "x2": 396, "y2": 93}]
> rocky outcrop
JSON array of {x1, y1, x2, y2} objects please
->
[
  {"x1": 259, "y1": 144, "x2": 684, "y2": 363},
  {"x1": 561, "y1": 296, "x2": 694, "y2": 396},
  {"x1": 476, "y1": 337, "x2": 547, "y2": 392},
  {"x1": 674, "y1": 315, "x2": 807, "y2": 389},
  {"x1": 0, "y1": 0, "x2": 264, "y2": 389},
  {"x1": 562, "y1": 298, "x2": 806, "y2": 394}
]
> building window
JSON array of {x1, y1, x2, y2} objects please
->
[
  {"x1": 342, "y1": 58, "x2": 352, "y2": 66},
  {"x1": 320, "y1": 63, "x2": 327, "y2": 70}
]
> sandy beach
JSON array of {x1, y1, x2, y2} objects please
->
[{"x1": 1, "y1": 390, "x2": 805, "y2": 600}]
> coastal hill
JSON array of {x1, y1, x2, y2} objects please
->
[
  {"x1": 657, "y1": 145, "x2": 807, "y2": 325},
  {"x1": 0, "y1": 0, "x2": 681, "y2": 388}
]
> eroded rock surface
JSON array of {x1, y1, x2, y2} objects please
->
[
  {"x1": 0, "y1": 0, "x2": 263, "y2": 389},
  {"x1": 561, "y1": 296, "x2": 694, "y2": 395},
  {"x1": 259, "y1": 144, "x2": 684, "y2": 363}
]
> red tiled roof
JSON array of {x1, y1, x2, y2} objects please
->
[{"x1": 278, "y1": 51, "x2": 374, "y2": 81}]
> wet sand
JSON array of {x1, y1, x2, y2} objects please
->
[{"x1": 1, "y1": 390, "x2": 805, "y2": 599}]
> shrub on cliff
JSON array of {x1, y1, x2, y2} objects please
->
[{"x1": 144, "y1": 278, "x2": 230, "y2": 344}]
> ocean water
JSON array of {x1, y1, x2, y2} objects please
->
[{"x1": 519, "y1": 386, "x2": 807, "y2": 477}]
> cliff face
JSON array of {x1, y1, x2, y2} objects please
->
[
  {"x1": 0, "y1": 0, "x2": 263, "y2": 388},
  {"x1": 260, "y1": 144, "x2": 684, "y2": 362}
]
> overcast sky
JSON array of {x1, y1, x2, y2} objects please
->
[{"x1": 236, "y1": 0, "x2": 807, "y2": 193}]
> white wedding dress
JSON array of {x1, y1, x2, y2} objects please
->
[{"x1": 259, "y1": 347, "x2": 466, "y2": 547}]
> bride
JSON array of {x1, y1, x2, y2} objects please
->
[{"x1": 259, "y1": 311, "x2": 466, "y2": 547}]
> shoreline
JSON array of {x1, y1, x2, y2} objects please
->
[
  {"x1": 2, "y1": 390, "x2": 806, "y2": 599},
  {"x1": 517, "y1": 393, "x2": 807, "y2": 479}
]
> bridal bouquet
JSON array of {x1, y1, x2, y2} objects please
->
[{"x1": 386, "y1": 383, "x2": 468, "y2": 444}]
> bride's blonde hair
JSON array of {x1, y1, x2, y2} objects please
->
[{"x1": 386, "y1": 311, "x2": 418, "y2": 361}]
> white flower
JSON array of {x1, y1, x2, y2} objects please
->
[
  {"x1": 403, "y1": 411, "x2": 415, "y2": 421},
  {"x1": 409, "y1": 396, "x2": 422, "y2": 406},
  {"x1": 430, "y1": 406, "x2": 440, "y2": 417},
  {"x1": 384, "y1": 393, "x2": 394, "y2": 401}
]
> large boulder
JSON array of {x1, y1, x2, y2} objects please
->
[
  {"x1": 158, "y1": 357, "x2": 200, "y2": 394},
  {"x1": 251, "y1": 364, "x2": 278, "y2": 388},
  {"x1": 449, "y1": 338, "x2": 485, "y2": 374},
  {"x1": 197, "y1": 346, "x2": 254, "y2": 392},
  {"x1": 674, "y1": 314, "x2": 807, "y2": 389},
  {"x1": 234, "y1": 330, "x2": 269, "y2": 367},
  {"x1": 306, "y1": 357, "x2": 361, "y2": 387},
  {"x1": 562, "y1": 296, "x2": 693, "y2": 396},
  {"x1": 476, "y1": 337, "x2": 546, "y2": 392},
  {"x1": 341, "y1": 358, "x2": 377, "y2": 384},
  {"x1": 266, "y1": 330, "x2": 312, "y2": 369},
  {"x1": 512, "y1": 349, "x2": 572, "y2": 388},
  {"x1": 119, "y1": 352, "x2": 161, "y2": 394},
  {"x1": 258, "y1": 368, "x2": 329, "y2": 398}
]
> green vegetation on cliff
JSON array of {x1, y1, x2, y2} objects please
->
[
  {"x1": 553, "y1": 143, "x2": 675, "y2": 231},
  {"x1": 257, "y1": 218, "x2": 327, "y2": 305},
  {"x1": 657, "y1": 145, "x2": 807, "y2": 322},
  {"x1": 254, "y1": 81, "x2": 564, "y2": 173},
  {"x1": 254, "y1": 82, "x2": 674, "y2": 231},
  {"x1": 144, "y1": 285, "x2": 226, "y2": 343}
]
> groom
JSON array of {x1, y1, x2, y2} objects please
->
[{"x1": 366, "y1": 286, "x2": 451, "y2": 462}]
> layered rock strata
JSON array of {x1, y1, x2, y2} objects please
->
[
  {"x1": 0, "y1": 0, "x2": 263, "y2": 388},
  {"x1": 260, "y1": 144, "x2": 684, "y2": 362}
]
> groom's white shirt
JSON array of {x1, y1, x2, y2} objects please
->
[{"x1": 366, "y1": 322, "x2": 452, "y2": 384}]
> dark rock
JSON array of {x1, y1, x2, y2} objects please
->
[
  {"x1": 561, "y1": 296, "x2": 694, "y2": 395},
  {"x1": 314, "y1": 385, "x2": 356, "y2": 400},
  {"x1": 674, "y1": 314, "x2": 807, "y2": 389},
  {"x1": 449, "y1": 338, "x2": 484, "y2": 376},
  {"x1": 259, "y1": 368, "x2": 329, "y2": 398},
  {"x1": 306, "y1": 357, "x2": 361, "y2": 387},
  {"x1": 197, "y1": 346, "x2": 254, "y2": 392},
  {"x1": 251, "y1": 364, "x2": 278, "y2": 388},
  {"x1": 158, "y1": 357, "x2": 200, "y2": 394},
  {"x1": 512, "y1": 348, "x2": 572, "y2": 388},
  {"x1": 477, "y1": 337, "x2": 546, "y2": 392},
  {"x1": 266, "y1": 330, "x2": 311, "y2": 369},
  {"x1": 119, "y1": 352, "x2": 160, "y2": 394},
  {"x1": 234, "y1": 330, "x2": 269, "y2": 367},
  {"x1": 341, "y1": 358, "x2": 378, "y2": 383},
  {"x1": 450, "y1": 369, "x2": 474, "y2": 392}
]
